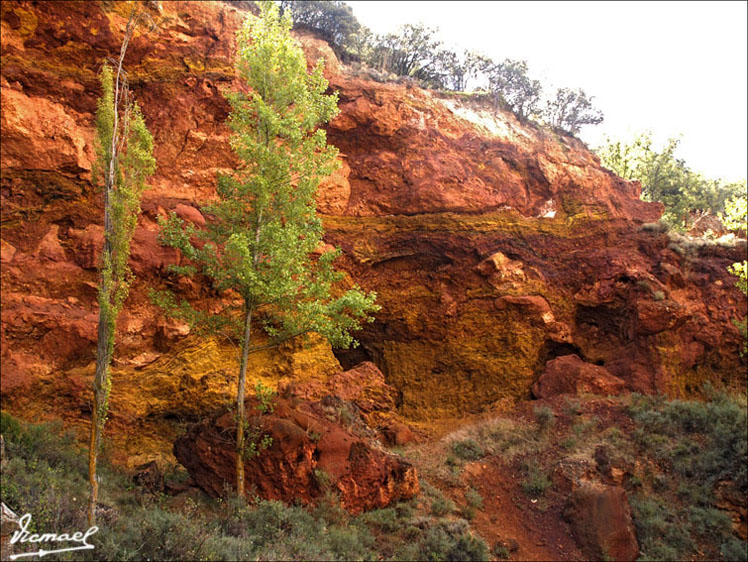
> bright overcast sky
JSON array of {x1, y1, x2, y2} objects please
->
[{"x1": 346, "y1": 1, "x2": 747, "y2": 183}]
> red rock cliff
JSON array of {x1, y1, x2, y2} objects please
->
[{"x1": 1, "y1": 0, "x2": 745, "y2": 449}]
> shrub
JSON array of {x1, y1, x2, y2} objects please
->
[
  {"x1": 279, "y1": 0, "x2": 360, "y2": 49},
  {"x1": 430, "y1": 494, "x2": 456, "y2": 517},
  {"x1": 561, "y1": 437, "x2": 577, "y2": 450},
  {"x1": 721, "y1": 537, "x2": 748, "y2": 561},
  {"x1": 630, "y1": 495, "x2": 696, "y2": 561},
  {"x1": 105, "y1": 507, "x2": 210, "y2": 561},
  {"x1": 562, "y1": 397, "x2": 581, "y2": 416},
  {"x1": 465, "y1": 488, "x2": 484, "y2": 510},
  {"x1": 493, "y1": 542, "x2": 511, "y2": 559},
  {"x1": 521, "y1": 460, "x2": 552, "y2": 497},
  {"x1": 355, "y1": 506, "x2": 399, "y2": 532},
  {"x1": 597, "y1": 132, "x2": 745, "y2": 231},
  {"x1": 533, "y1": 405, "x2": 555, "y2": 432},
  {"x1": 629, "y1": 392, "x2": 748, "y2": 493},
  {"x1": 628, "y1": 392, "x2": 748, "y2": 561},
  {"x1": 2, "y1": 413, "x2": 495, "y2": 562},
  {"x1": 401, "y1": 522, "x2": 489, "y2": 562},
  {"x1": 459, "y1": 505, "x2": 476, "y2": 520},
  {"x1": 688, "y1": 506, "x2": 732, "y2": 537},
  {"x1": 448, "y1": 534, "x2": 490, "y2": 561},
  {"x1": 451, "y1": 438, "x2": 485, "y2": 461},
  {"x1": 366, "y1": 23, "x2": 443, "y2": 84}
]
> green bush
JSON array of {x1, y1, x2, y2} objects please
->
[
  {"x1": 398, "y1": 522, "x2": 489, "y2": 562},
  {"x1": 465, "y1": 488, "x2": 484, "y2": 510},
  {"x1": 533, "y1": 405, "x2": 555, "y2": 432},
  {"x1": 562, "y1": 397, "x2": 581, "y2": 416},
  {"x1": 430, "y1": 494, "x2": 456, "y2": 517},
  {"x1": 521, "y1": 460, "x2": 552, "y2": 498},
  {"x1": 452, "y1": 438, "x2": 485, "y2": 461},
  {"x1": 493, "y1": 542, "x2": 511, "y2": 559},
  {"x1": 720, "y1": 537, "x2": 748, "y2": 561},
  {"x1": 629, "y1": 392, "x2": 748, "y2": 494},
  {"x1": 448, "y1": 534, "x2": 490, "y2": 561},
  {"x1": 630, "y1": 496, "x2": 695, "y2": 561},
  {"x1": 104, "y1": 507, "x2": 209, "y2": 561},
  {"x1": 688, "y1": 506, "x2": 732, "y2": 537},
  {"x1": 628, "y1": 392, "x2": 748, "y2": 561},
  {"x1": 355, "y1": 506, "x2": 400, "y2": 532}
]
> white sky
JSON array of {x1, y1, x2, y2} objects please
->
[{"x1": 346, "y1": 1, "x2": 748, "y2": 183}]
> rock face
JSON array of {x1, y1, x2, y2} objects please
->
[
  {"x1": 1, "y1": 0, "x2": 745, "y2": 453},
  {"x1": 564, "y1": 481, "x2": 639, "y2": 562},
  {"x1": 324, "y1": 212, "x2": 745, "y2": 417},
  {"x1": 174, "y1": 394, "x2": 419, "y2": 514},
  {"x1": 532, "y1": 354, "x2": 626, "y2": 398}
]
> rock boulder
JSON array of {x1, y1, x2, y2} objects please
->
[
  {"x1": 532, "y1": 354, "x2": 626, "y2": 398},
  {"x1": 174, "y1": 396, "x2": 419, "y2": 514}
]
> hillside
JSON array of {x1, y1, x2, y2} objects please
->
[{"x1": 1, "y1": 2, "x2": 746, "y2": 561}]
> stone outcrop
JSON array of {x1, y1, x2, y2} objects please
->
[
  {"x1": 323, "y1": 211, "x2": 745, "y2": 417},
  {"x1": 174, "y1": 393, "x2": 419, "y2": 514},
  {"x1": 532, "y1": 354, "x2": 627, "y2": 398},
  {"x1": 564, "y1": 480, "x2": 639, "y2": 562},
  {"x1": 0, "y1": 0, "x2": 745, "y2": 455},
  {"x1": 281, "y1": 360, "x2": 398, "y2": 418}
]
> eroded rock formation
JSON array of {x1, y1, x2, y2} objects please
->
[
  {"x1": 1, "y1": 0, "x2": 745, "y2": 469},
  {"x1": 174, "y1": 389, "x2": 420, "y2": 514}
]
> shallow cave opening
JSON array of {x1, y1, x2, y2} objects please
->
[
  {"x1": 333, "y1": 345, "x2": 375, "y2": 371},
  {"x1": 535, "y1": 339, "x2": 585, "y2": 373}
]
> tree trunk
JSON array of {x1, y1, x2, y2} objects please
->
[
  {"x1": 235, "y1": 304, "x2": 253, "y2": 498},
  {"x1": 87, "y1": 278, "x2": 113, "y2": 527},
  {"x1": 86, "y1": 9, "x2": 143, "y2": 528}
]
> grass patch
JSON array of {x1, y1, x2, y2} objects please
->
[{"x1": 445, "y1": 417, "x2": 542, "y2": 462}]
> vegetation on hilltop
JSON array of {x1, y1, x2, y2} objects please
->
[
  {"x1": 722, "y1": 194, "x2": 748, "y2": 354},
  {"x1": 279, "y1": 0, "x2": 746, "y2": 232},
  {"x1": 280, "y1": 0, "x2": 604, "y2": 135},
  {"x1": 596, "y1": 132, "x2": 746, "y2": 231}
]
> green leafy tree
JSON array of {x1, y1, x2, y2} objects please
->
[
  {"x1": 543, "y1": 87, "x2": 603, "y2": 135},
  {"x1": 368, "y1": 23, "x2": 443, "y2": 81},
  {"x1": 152, "y1": 1, "x2": 378, "y2": 498},
  {"x1": 722, "y1": 194, "x2": 748, "y2": 354},
  {"x1": 279, "y1": 0, "x2": 360, "y2": 51},
  {"x1": 88, "y1": 12, "x2": 155, "y2": 526},
  {"x1": 597, "y1": 132, "x2": 743, "y2": 229},
  {"x1": 485, "y1": 58, "x2": 542, "y2": 121},
  {"x1": 433, "y1": 49, "x2": 490, "y2": 92},
  {"x1": 701, "y1": 179, "x2": 747, "y2": 219},
  {"x1": 346, "y1": 24, "x2": 376, "y2": 61}
]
